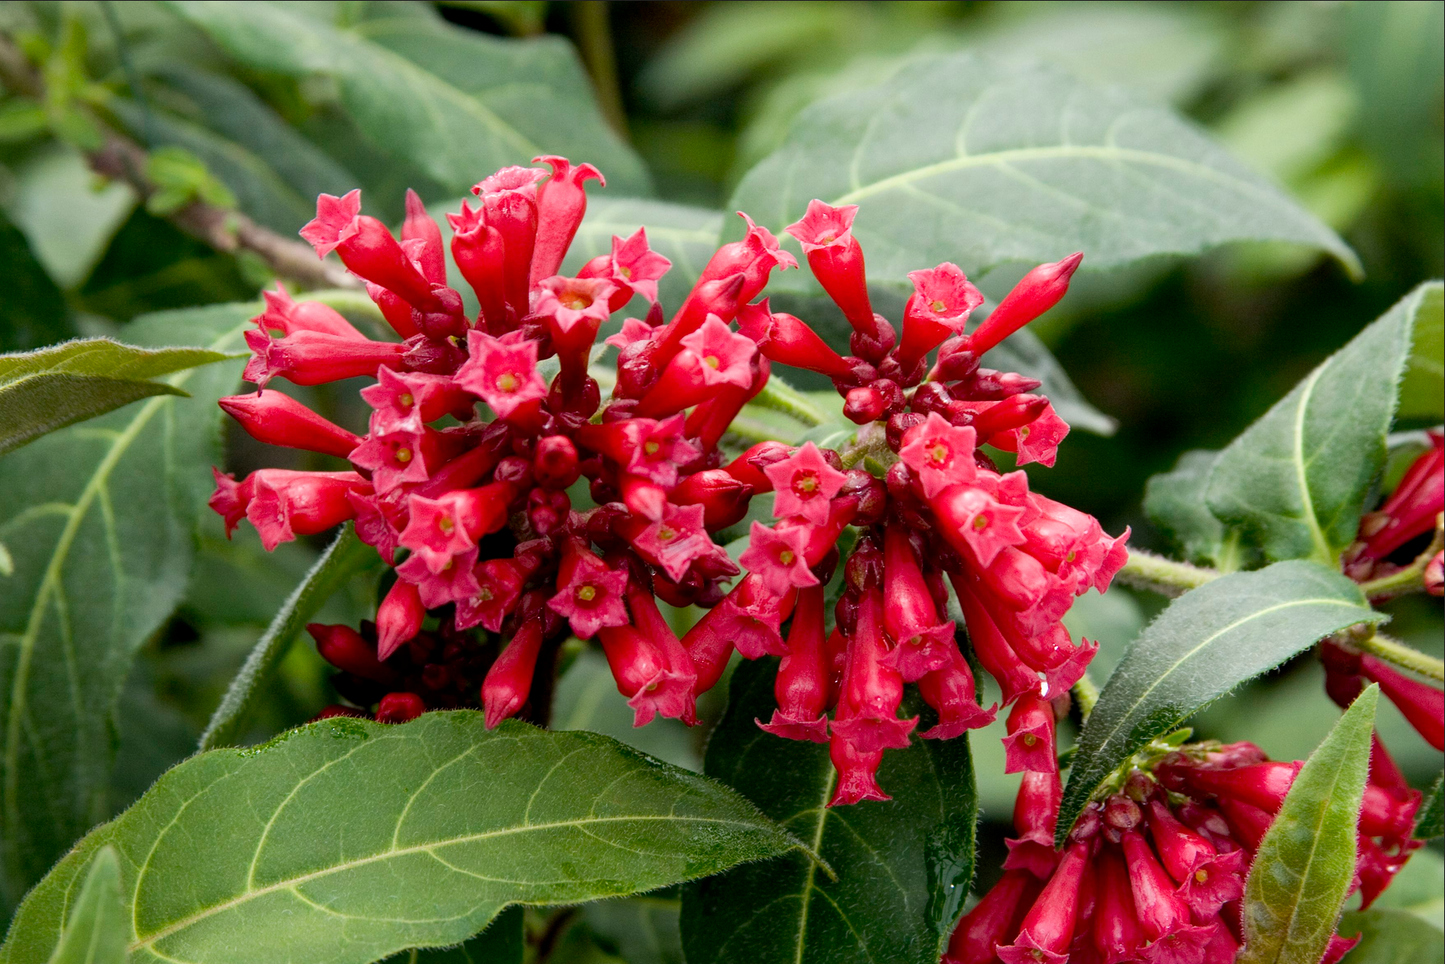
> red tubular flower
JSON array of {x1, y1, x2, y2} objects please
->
[
  {"x1": 360, "y1": 368, "x2": 474, "y2": 436},
  {"x1": 243, "y1": 328, "x2": 407, "y2": 388},
  {"x1": 309, "y1": 623, "x2": 398, "y2": 686},
  {"x1": 579, "y1": 227, "x2": 672, "y2": 306},
  {"x1": 576, "y1": 415, "x2": 698, "y2": 489},
  {"x1": 683, "y1": 354, "x2": 770, "y2": 451},
  {"x1": 1172, "y1": 761, "x2": 1302, "y2": 814},
  {"x1": 765, "y1": 442, "x2": 847, "y2": 526},
  {"x1": 736, "y1": 300, "x2": 853, "y2": 379},
  {"x1": 455, "y1": 330, "x2": 548, "y2": 420},
  {"x1": 546, "y1": 539, "x2": 630, "y2": 639},
  {"x1": 738, "y1": 521, "x2": 821, "y2": 597},
  {"x1": 944, "y1": 870, "x2": 1042, "y2": 964},
  {"x1": 1120, "y1": 829, "x2": 1214, "y2": 961},
  {"x1": 1002, "y1": 693, "x2": 1058, "y2": 774},
  {"x1": 228, "y1": 469, "x2": 366, "y2": 551},
  {"x1": 831, "y1": 588, "x2": 918, "y2": 755},
  {"x1": 785, "y1": 199, "x2": 873, "y2": 330},
  {"x1": 966, "y1": 252, "x2": 1084, "y2": 356},
  {"x1": 1006, "y1": 767, "x2": 1063, "y2": 878},
  {"x1": 256, "y1": 283, "x2": 364, "y2": 339},
  {"x1": 481, "y1": 620, "x2": 545, "y2": 728},
  {"x1": 953, "y1": 573, "x2": 1044, "y2": 704},
  {"x1": 898, "y1": 412, "x2": 978, "y2": 499},
  {"x1": 529, "y1": 155, "x2": 603, "y2": 285},
  {"x1": 897, "y1": 262, "x2": 984, "y2": 372},
  {"x1": 704, "y1": 572, "x2": 794, "y2": 660},
  {"x1": 634, "y1": 315, "x2": 757, "y2": 417},
  {"x1": 1145, "y1": 799, "x2": 1246, "y2": 916},
  {"x1": 1357, "y1": 654, "x2": 1444, "y2": 751},
  {"x1": 447, "y1": 200, "x2": 507, "y2": 327},
  {"x1": 473, "y1": 166, "x2": 545, "y2": 321},
  {"x1": 1426, "y1": 550, "x2": 1443, "y2": 595},
  {"x1": 879, "y1": 524, "x2": 957, "y2": 680},
  {"x1": 669, "y1": 469, "x2": 753, "y2": 530},
  {"x1": 300, "y1": 190, "x2": 442, "y2": 311},
  {"x1": 827, "y1": 735, "x2": 890, "y2": 807},
  {"x1": 917, "y1": 643, "x2": 997, "y2": 738},
  {"x1": 1092, "y1": 847, "x2": 1145, "y2": 964},
  {"x1": 376, "y1": 578, "x2": 426, "y2": 660},
  {"x1": 397, "y1": 480, "x2": 515, "y2": 573},
  {"x1": 996, "y1": 839, "x2": 1091, "y2": 964},
  {"x1": 758, "y1": 584, "x2": 831, "y2": 743},
  {"x1": 402, "y1": 189, "x2": 446, "y2": 284},
  {"x1": 219, "y1": 391, "x2": 361, "y2": 459}
]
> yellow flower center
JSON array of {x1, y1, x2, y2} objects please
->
[
  {"x1": 704, "y1": 355, "x2": 721, "y2": 369},
  {"x1": 930, "y1": 442, "x2": 949, "y2": 464},
  {"x1": 779, "y1": 549, "x2": 795, "y2": 565},
  {"x1": 796, "y1": 474, "x2": 818, "y2": 495},
  {"x1": 644, "y1": 441, "x2": 660, "y2": 456},
  {"x1": 438, "y1": 517, "x2": 454, "y2": 533},
  {"x1": 1195, "y1": 869, "x2": 1209, "y2": 884},
  {"x1": 1022, "y1": 733, "x2": 1037, "y2": 747},
  {"x1": 398, "y1": 393, "x2": 414, "y2": 408},
  {"x1": 395, "y1": 448, "x2": 413, "y2": 463},
  {"x1": 973, "y1": 515, "x2": 989, "y2": 529},
  {"x1": 658, "y1": 526, "x2": 676, "y2": 541},
  {"x1": 931, "y1": 299, "x2": 947, "y2": 313},
  {"x1": 563, "y1": 295, "x2": 592, "y2": 310},
  {"x1": 497, "y1": 372, "x2": 519, "y2": 393},
  {"x1": 577, "y1": 585, "x2": 597, "y2": 602},
  {"x1": 619, "y1": 265, "x2": 633, "y2": 279}
]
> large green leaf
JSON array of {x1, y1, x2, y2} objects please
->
[
  {"x1": 1240, "y1": 686, "x2": 1377, "y2": 964},
  {"x1": 165, "y1": 1, "x2": 649, "y2": 196},
  {"x1": 0, "y1": 337, "x2": 231, "y2": 456},
  {"x1": 1337, "y1": 909, "x2": 1444, "y2": 964},
  {"x1": 1144, "y1": 449, "x2": 1249, "y2": 570},
  {"x1": 45, "y1": 847, "x2": 127, "y2": 964},
  {"x1": 198, "y1": 525, "x2": 381, "y2": 751},
  {"x1": 729, "y1": 53, "x2": 1360, "y2": 284},
  {"x1": 0, "y1": 304, "x2": 250, "y2": 913},
  {"x1": 0, "y1": 714, "x2": 797, "y2": 964},
  {"x1": 1206, "y1": 283, "x2": 1438, "y2": 565},
  {"x1": 560, "y1": 198, "x2": 724, "y2": 314},
  {"x1": 1058, "y1": 560, "x2": 1383, "y2": 844},
  {"x1": 680, "y1": 658, "x2": 976, "y2": 964}
]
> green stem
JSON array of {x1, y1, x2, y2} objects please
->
[
  {"x1": 1358, "y1": 515, "x2": 1443, "y2": 599},
  {"x1": 1357, "y1": 631, "x2": 1445, "y2": 684},
  {"x1": 1073, "y1": 672, "x2": 1100, "y2": 720},
  {"x1": 749, "y1": 378, "x2": 829, "y2": 427},
  {"x1": 1114, "y1": 548, "x2": 1219, "y2": 597}
]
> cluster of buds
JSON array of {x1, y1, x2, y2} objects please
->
[
  {"x1": 947, "y1": 726, "x2": 1420, "y2": 964},
  {"x1": 713, "y1": 200, "x2": 1128, "y2": 803},
  {"x1": 1342, "y1": 429, "x2": 1443, "y2": 595},
  {"x1": 212, "y1": 157, "x2": 795, "y2": 729}
]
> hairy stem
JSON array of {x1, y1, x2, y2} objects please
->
[
  {"x1": 750, "y1": 377, "x2": 829, "y2": 427},
  {"x1": 1073, "y1": 672, "x2": 1101, "y2": 720},
  {"x1": 1357, "y1": 631, "x2": 1445, "y2": 684},
  {"x1": 1114, "y1": 548, "x2": 1219, "y2": 597}
]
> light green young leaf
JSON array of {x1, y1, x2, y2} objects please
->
[
  {"x1": 164, "y1": 1, "x2": 648, "y2": 196},
  {"x1": 1059, "y1": 561, "x2": 1383, "y2": 844},
  {"x1": 1397, "y1": 282, "x2": 1443, "y2": 422},
  {"x1": 730, "y1": 52, "x2": 1360, "y2": 285},
  {"x1": 45, "y1": 847, "x2": 126, "y2": 964},
  {"x1": 1240, "y1": 686, "x2": 1378, "y2": 964},
  {"x1": 0, "y1": 305, "x2": 251, "y2": 914},
  {"x1": 681, "y1": 659, "x2": 976, "y2": 964},
  {"x1": 198, "y1": 525, "x2": 381, "y2": 751},
  {"x1": 0, "y1": 714, "x2": 798, "y2": 964},
  {"x1": 1206, "y1": 282, "x2": 1438, "y2": 565},
  {"x1": 0, "y1": 338, "x2": 232, "y2": 456}
]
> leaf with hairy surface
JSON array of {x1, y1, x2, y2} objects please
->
[
  {"x1": 680, "y1": 658, "x2": 976, "y2": 964},
  {"x1": 1058, "y1": 560, "x2": 1383, "y2": 844},
  {"x1": 1240, "y1": 686, "x2": 1377, "y2": 964},
  {"x1": 44, "y1": 847, "x2": 126, "y2": 964},
  {"x1": 0, "y1": 714, "x2": 797, "y2": 964},
  {"x1": 1207, "y1": 282, "x2": 1439, "y2": 565},
  {"x1": 730, "y1": 53, "x2": 1359, "y2": 284},
  {"x1": 0, "y1": 304, "x2": 250, "y2": 914}
]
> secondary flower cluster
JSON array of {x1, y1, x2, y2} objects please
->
[
  {"x1": 213, "y1": 156, "x2": 794, "y2": 729},
  {"x1": 1342, "y1": 429, "x2": 1443, "y2": 595},
  {"x1": 947, "y1": 715, "x2": 1420, "y2": 964},
  {"x1": 714, "y1": 200, "x2": 1128, "y2": 803}
]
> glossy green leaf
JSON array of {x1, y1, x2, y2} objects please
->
[
  {"x1": 165, "y1": 1, "x2": 648, "y2": 196},
  {"x1": 0, "y1": 714, "x2": 797, "y2": 964},
  {"x1": 1059, "y1": 560, "x2": 1384, "y2": 844},
  {"x1": 560, "y1": 198, "x2": 724, "y2": 314},
  {"x1": 45, "y1": 847, "x2": 126, "y2": 964},
  {"x1": 198, "y1": 525, "x2": 381, "y2": 751},
  {"x1": 729, "y1": 53, "x2": 1360, "y2": 285},
  {"x1": 1240, "y1": 685, "x2": 1377, "y2": 964},
  {"x1": 0, "y1": 305, "x2": 250, "y2": 913},
  {"x1": 1144, "y1": 449, "x2": 1248, "y2": 570},
  {"x1": 0, "y1": 338, "x2": 231, "y2": 456},
  {"x1": 1397, "y1": 282, "x2": 1443, "y2": 422},
  {"x1": 1336, "y1": 909, "x2": 1444, "y2": 964},
  {"x1": 680, "y1": 658, "x2": 976, "y2": 964},
  {"x1": 1207, "y1": 282, "x2": 1438, "y2": 565},
  {"x1": 1416, "y1": 774, "x2": 1444, "y2": 840}
]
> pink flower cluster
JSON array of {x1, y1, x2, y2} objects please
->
[
  {"x1": 212, "y1": 156, "x2": 792, "y2": 729},
  {"x1": 721, "y1": 200, "x2": 1128, "y2": 803},
  {"x1": 948, "y1": 719, "x2": 1419, "y2": 964}
]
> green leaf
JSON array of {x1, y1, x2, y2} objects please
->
[
  {"x1": 1336, "y1": 909, "x2": 1444, "y2": 964},
  {"x1": 680, "y1": 658, "x2": 976, "y2": 964},
  {"x1": 0, "y1": 304, "x2": 250, "y2": 913},
  {"x1": 405, "y1": 906, "x2": 524, "y2": 964},
  {"x1": 45, "y1": 847, "x2": 126, "y2": 964},
  {"x1": 1240, "y1": 685, "x2": 1378, "y2": 964},
  {"x1": 0, "y1": 714, "x2": 797, "y2": 964},
  {"x1": 1058, "y1": 560, "x2": 1384, "y2": 844},
  {"x1": 729, "y1": 52, "x2": 1360, "y2": 285},
  {"x1": 1397, "y1": 283, "x2": 1443, "y2": 422},
  {"x1": 1206, "y1": 282, "x2": 1439, "y2": 565},
  {"x1": 1144, "y1": 449, "x2": 1247, "y2": 570},
  {"x1": 560, "y1": 198, "x2": 724, "y2": 314},
  {"x1": 582, "y1": 891, "x2": 683, "y2": 964},
  {"x1": 1416, "y1": 774, "x2": 1444, "y2": 840},
  {"x1": 164, "y1": 1, "x2": 648, "y2": 196},
  {"x1": 0, "y1": 338, "x2": 231, "y2": 456},
  {"x1": 198, "y1": 525, "x2": 381, "y2": 751},
  {"x1": 5, "y1": 147, "x2": 136, "y2": 290}
]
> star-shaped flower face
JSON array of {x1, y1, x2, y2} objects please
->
[
  {"x1": 454, "y1": 559, "x2": 525, "y2": 633},
  {"x1": 361, "y1": 368, "x2": 466, "y2": 435},
  {"x1": 623, "y1": 414, "x2": 701, "y2": 488},
  {"x1": 546, "y1": 549, "x2": 630, "y2": 639},
  {"x1": 396, "y1": 548, "x2": 482, "y2": 609},
  {"x1": 935, "y1": 484, "x2": 1028, "y2": 568},
  {"x1": 765, "y1": 442, "x2": 847, "y2": 525},
  {"x1": 609, "y1": 228, "x2": 672, "y2": 304},
  {"x1": 905, "y1": 262, "x2": 984, "y2": 333},
  {"x1": 347, "y1": 428, "x2": 435, "y2": 494},
  {"x1": 398, "y1": 492, "x2": 477, "y2": 574},
  {"x1": 678, "y1": 315, "x2": 756, "y2": 389},
  {"x1": 738, "y1": 522, "x2": 820, "y2": 597},
  {"x1": 299, "y1": 189, "x2": 362, "y2": 257},
  {"x1": 532, "y1": 276, "x2": 619, "y2": 335},
  {"x1": 900, "y1": 413, "x2": 978, "y2": 498},
  {"x1": 631, "y1": 503, "x2": 714, "y2": 582},
  {"x1": 784, "y1": 199, "x2": 859, "y2": 252},
  {"x1": 455, "y1": 330, "x2": 547, "y2": 419},
  {"x1": 472, "y1": 165, "x2": 545, "y2": 198}
]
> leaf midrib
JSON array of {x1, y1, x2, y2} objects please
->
[{"x1": 129, "y1": 814, "x2": 774, "y2": 952}]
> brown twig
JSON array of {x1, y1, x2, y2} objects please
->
[{"x1": 0, "y1": 31, "x2": 359, "y2": 290}]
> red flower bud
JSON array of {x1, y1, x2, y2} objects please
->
[
  {"x1": 243, "y1": 328, "x2": 407, "y2": 389},
  {"x1": 944, "y1": 870, "x2": 1041, "y2": 964},
  {"x1": 529, "y1": 156, "x2": 603, "y2": 285},
  {"x1": 219, "y1": 391, "x2": 361, "y2": 458},
  {"x1": 308, "y1": 623, "x2": 397, "y2": 685},
  {"x1": 533, "y1": 435, "x2": 581, "y2": 489},
  {"x1": 736, "y1": 299, "x2": 853, "y2": 379},
  {"x1": 376, "y1": 579, "x2": 425, "y2": 660},
  {"x1": 669, "y1": 469, "x2": 753, "y2": 530},
  {"x1": 482, "y1": 620, "x2": 545, "y2": 728},
  {"x1": 375, "y1": 691, "x2": 426, "y2": 723},
  {"x1": 966, "y1": 252, "x2": 1083, "y2": 356}
]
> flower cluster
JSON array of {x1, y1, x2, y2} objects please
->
[
  {"x1": 212, "y1": 156, "x2": 794, "y2": 729},
  {"x1": 1342, "y1": 429, "x2": 1443, "y2": 594},
  {"x1": 715, "y1": 200, "x2": 1129, "y2": 803},
  {"x1": 947, "y1": 722, "x2": 1420, "y2": 964}
]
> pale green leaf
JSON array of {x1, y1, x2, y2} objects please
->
[
  {"x1": 1059, "y1": 561, "x2": 1383, "y2": 844},
  {"x1": 0, "y1": 714, "x2": 797, "y2": 964},
  {"x1": 45, "y1": 847, "x2": 126, "y2": 964},
  {"x1": 1397, "y1": 283, "x2": 1443, "y2": 422},
  {"x1": 730, "y1": 52, "x2": 1360, "y2": 286},
  {"x1": 1206, "y1": 282, "x2": 1437, "y2": 564},
  {"x1": 0, "y1": 305, "x2": 251, "y2": 913},
  {"x1": 1240, "y1": 686, "x2": 1377, "y2": 964},
  {"x1": 1336, "y1": 909, "x2": 1443, "y2": 964}
]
